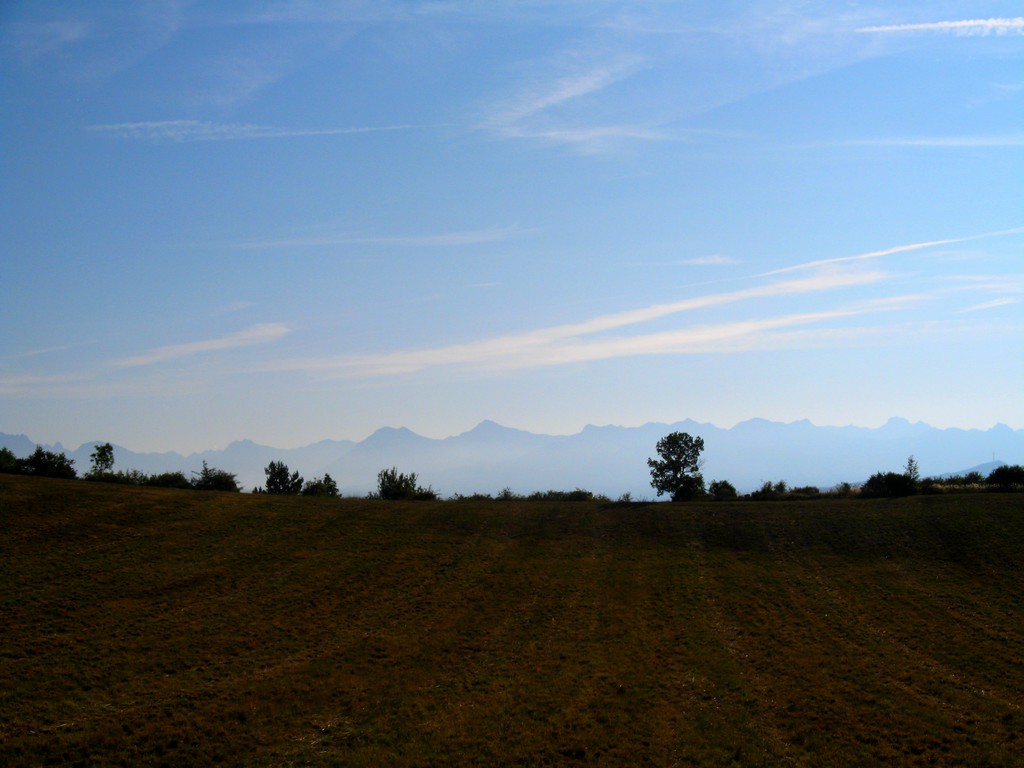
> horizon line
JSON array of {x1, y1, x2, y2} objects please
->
[{"x1": 3, "y1": 415, "x2": 1019, "y2": 455}]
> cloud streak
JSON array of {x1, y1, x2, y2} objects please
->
[
  {"x1": 678, "y1": 255, "x2": 740, "y2": 266},
  {"x1": 488, "y1": 57, "x2": 643, "y2": 127},
  {"x1": 840, "y1": 135, "x2": 1024, "y2": 148},
  {"x1": 858, "y1": 18, "x2": 1024, "y2": 35},
  {"x1": 482, "y1": 56, "x2": 662, "y2": 151},
  {"x1": 759, "y1": 227, "x2": 1024, "y2": 277},
  {"x1": 268, "y1": 268, "x2": 891, "y2": 378},
  {"x1": 957, "y1": 298, "x2": 1019, "y2": 313},
  {"x1": 112, "y1": 324, "x2": 291, "y2": 368},
  {"x1": 266, "y1": 227, "x2": 1021, "y2": 379},
  {"x1": 86, "y1": 120, "x2": 416, "y2": 143}
]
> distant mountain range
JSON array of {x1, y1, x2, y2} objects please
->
[{"x1": 3, "y1": 418, "x2": 1021, "y2": 497}]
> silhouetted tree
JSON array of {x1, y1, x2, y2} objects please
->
[
  {"x1": 708, "y1": 479, "x2": 737, "y2": 501},
  {"x1": 0, "y1": 447, "x2": 17, "y2": 474},
  {"x1": 860, "y1": 471, "x2": 916, "y2": 498},
  {"x1": 86, "y1": 442, "x2": 115, "y2": 480},
  {"x1": 372, "y1": 467, "x2": 437, "y2": 500},
  {"x1": 301, "y1": 474, "x2": 340, "y2": 497},
  {"x1": 145, "y1": 471, "x2": 192, "y2": 490},
  {"x1": 18, "y1": 447, "x2": 77, "y2": 479},
  {"x1": 191, "y1": 461, "x2": 239, "y2": 492},
  {"x1": 648, "y1": 432, "x2": 705, "y2": 501},
  {"x1": 988, "y1": 464, "x2": 1024, "y2": 491},
  {"x1": 262, "y1": 461, "x2": 303, "y2": 495},
  {"x1": 905, "y1": 455, "x2": 920, "y2": 487}
]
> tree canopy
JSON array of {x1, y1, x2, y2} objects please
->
[
  {"x1": 87, "y1": 442, "x2": 115, "y2": 479},
  {"x1": 372, "y1": 467, "x2": 438, "y2": 500},
  {"x1": 18, "y1": 447, "x2": 77, "y2": 480},
  {"x1": 262, "y1": 461, "x2": 304, "y2": 495},
  {"x1": 648, "y1": 432, "x2": 705, "y2": 501},
  {"x1": 301, "y1": 474, "x2": 340, "y2": 498},
  {"x1": 191, "y1": 461, "x2": 240, "y2": 492}
]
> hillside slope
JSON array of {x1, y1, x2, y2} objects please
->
[{"x1": 1, "y1": 476, "x2": 1022, "y2": 766}]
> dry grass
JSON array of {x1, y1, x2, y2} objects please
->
[{"x1": 1, "y1": 475, "x2": 1022, "y2": 766}]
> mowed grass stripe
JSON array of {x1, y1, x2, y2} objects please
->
[{"x1": 1, "y1": 476, "x2": 1022, "y2": 766}]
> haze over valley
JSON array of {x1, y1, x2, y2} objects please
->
[{"x1": 4, "y1": 417, "x2": 1019, "y2": 497}]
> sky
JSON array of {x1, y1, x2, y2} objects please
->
[{"x1": 1, "y1": 1, "x2": 1022, "y2": 453}]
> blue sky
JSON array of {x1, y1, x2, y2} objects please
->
[{"x1": 2, "y1": 1, "x2": 1022, "y2": 452}]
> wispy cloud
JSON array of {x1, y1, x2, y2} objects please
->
[
  {"x1": 86, "y1": 120, "x2": 416, "y2": 143},
  {"x1": 265, "y1": 228, "x2": 1023, "y2": 379},
  {"x1": 858, "y1": 18, "x2": 1024, "y2": 35},
  {"x1": 0, "y1": 371, "x2": 93, "y2": 396},
  {"x1": 488, "y1": 57, "x2": 643, "y2": 127},
  {"x1": 2, "y1": 322, "x2": 293, "y2": 398},
  {"x1": 759, "y1": 227, "x2": 1024, "y2": 277},
  {"x1": 216, "y1": 301, "x2": 257, "y2": 315},
  {"x1": 957, "y1": 298, "x2": 1019, "y2": 313},
  {"x1": 267, "y1": 268, "x2": 890, "y2": 377},
  {"x1": 482, "y1": 55, "x2": 663, "y2": 151},
  {"x1": 112, "y1": 324, "x2": 291, "y2": 368},
  {"x1": 678, "y1": 255, "x2": 740, "y2": 266},
  {"x1": 8, "y1": 19, "x2": 92, "y2": 62},
  {"x1": 235, "y1": 225, "x2": 524, "y2": 250},
  {"x1": 20, "y1": 345, "x2": 71, "y2": 358},
  {"x1": 501, "y1": 124, "x2": 667, "y2": 149},
  {"x1": 840, "y1": 135, "x2": 1024, "y2": 148}
]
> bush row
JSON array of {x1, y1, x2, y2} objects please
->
[{"x1": 2, "y1": 445, "x2": 1022, "y2": 501}]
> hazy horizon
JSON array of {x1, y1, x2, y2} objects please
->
[
  {"x1": 2, "y1": 414, "x2": 1022, "y2": 457},
  {"x1": 3, "y1": 2, "x2": 1022, "y2": 454}
]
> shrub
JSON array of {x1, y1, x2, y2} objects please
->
[
  {"x1": 988, "y1": 464, "x2": 1024, "y2": 491},
  {"x1": 18, "y1": 447, "x2": 77, "y2": 479},
  {"x1": 788, "y1": 485, "x2": 821, "y2": 499},
  {"x1": 748, "y1": 481, "x2": 787, "y2": 501},
  {"x1": 113, "y1": 469, "x2": 149, "y2": 485},
  {"x1": 145, "y1": 471, "x2": 192, "y2": 490},
  {"x1": 527, "y1": 488, "x2": 599, "y2": 502},
  {"x1": 372, "y1": 467, "x2": 438, "y2": 500},
  {"x1": 707, "y1": 479, "x2": 737, "y2": 501},
  {"x1": 921, "y1": 472, "x2": 986, "y2": 494},
  {"x1": 301, "y1": 474, "x2": 340, "y2": 498},
  {"x1": 191, "y1": 461, "x2": 240, "y2": 492},
  {"x1": 829, "y1": 482, "x2": 854, "y2": 498},
  {"x1": 860, "y1": 471, "x2": 916, "y2": 498},
  {"x1": 450, "y1": 492, "x2": 494, "y2": 501}
]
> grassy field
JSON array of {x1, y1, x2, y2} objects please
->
[{"x1": 1, "y1": 475, "x2": 1022, "y2": 767}]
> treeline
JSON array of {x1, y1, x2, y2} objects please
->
[
  {"x1": 0, "y1": 445, "x2": 241, "y2": 491},
  {"x1": 2, "y1": 443, "x2": 1023, "y2": 501}
]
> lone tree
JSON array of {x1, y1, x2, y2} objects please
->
[
  {"x1": 263, "y1": 461, "x2": 304, "y2": 495},
  {"x1": 904, "y1": 455, "x2": 920, "y2": 486},
  {"x1": 87, "y1": 442, "x2": 115, "y2": 479},
  {"x1": 648, "y1": 432, "x2": 705, "y2": 501}
]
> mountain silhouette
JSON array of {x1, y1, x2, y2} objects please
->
[{"x1": 2, "y1": 419, "x2": 1020, "y2": 496}]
